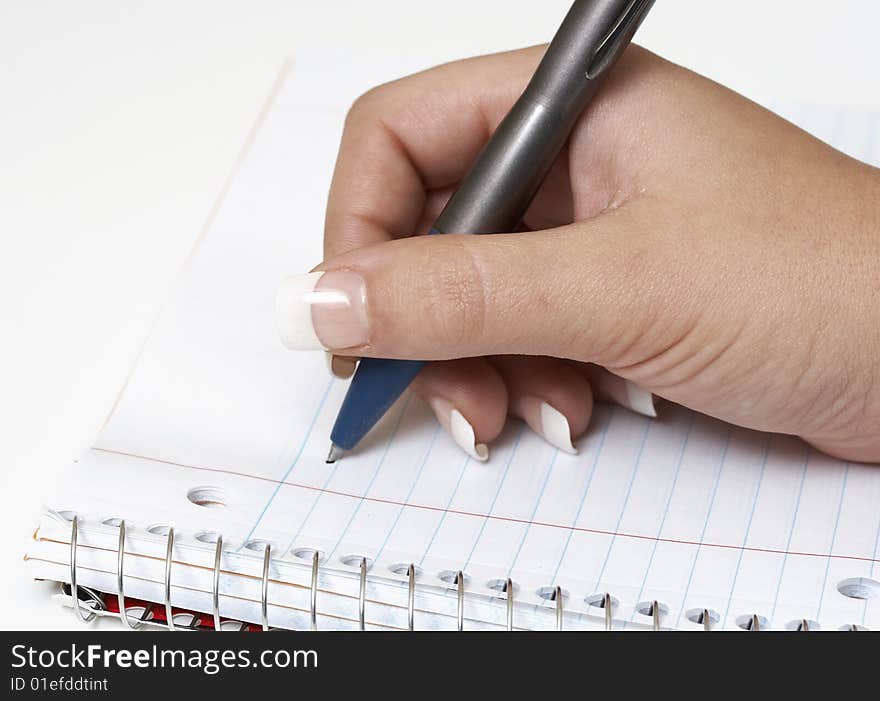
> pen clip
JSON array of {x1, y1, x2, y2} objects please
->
[{"x1": 586, "y1": 0, "x2": 655, "y2": 79}]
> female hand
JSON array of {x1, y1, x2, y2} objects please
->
[{"x1": 276, "y1": 45, "x2": 880, "y2": 463}]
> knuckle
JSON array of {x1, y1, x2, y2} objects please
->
[
  {"x1": 421, "y1": 239, "x2": 488, "y2": 352},
  {"x1": 345, "y1": 83, "x2": 393, "y2": 127}
]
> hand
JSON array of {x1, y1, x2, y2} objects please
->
[{"x1": 276, "y1": 45, "x2": 880, "y2": 463}]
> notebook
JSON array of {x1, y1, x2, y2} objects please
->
[{"x1": 25, "y1": 64, "x2": 880, "y2": 632}]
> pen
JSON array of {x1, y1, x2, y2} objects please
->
[{"x1": 327, "y1": 0, "x2": 655, "y2": 462}]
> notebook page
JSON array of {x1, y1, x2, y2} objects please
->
[{"x1": 43, "y1": 62, "x2": 880, "y2": 630}]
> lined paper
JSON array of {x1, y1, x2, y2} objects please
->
[{"x1": 37, "y1": 66, "x2": 880, "y2": 630}]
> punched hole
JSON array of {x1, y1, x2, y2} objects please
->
[
  {"x1": 243, "y1": 539, "x2": 273, "y2": 553},
  {"x1": 102, "y1": 517, "x2": 123, "y2": 528},
  {"x1": 124, "y1": 606, "x2": 153, "y2": 622},
  {"x1": 586, "y1": 593, "x2": 619, "y2": 609},
  {"x1": 186, "y1": 486, "x2": 228, "y2": 509},
  {"x1": 536, "y1": 585, "x2": 565, "y2": 602},
  {"x1": 438, "y1": 570, "x2": 470, "y2": 586},
  {"x1": 839, "y1": 623, "x2": 869, "y2": 631},
  {"x1": 147, "y1": 524, "x2": 172, "y2": 536},
  {"x1": 388, "y1": 562, "x2": 421, "y2": 578},
  {"x1": 487, "y1": 578, "x2": 514, "y2": 595},
  {"x1": 636, "y1": 600, "x2": 669, "y2": 618},
  {"x1": 194, "y1": 531, "x2": 221, "y2": 544},
  {"x1": 735, "y1": 614, "x2": 768, "y2": 631},
  {"x1": 685, "y1": 608, "x2": 720, "y2": 626},
  {"x1": 56, "y1": 510, "x2": 77, "y2": 522},
  {"x1": 837, "y1": 577, "x2": 880, "y2": 600},
  {"x1": 785, "y1": 619, "x2": 819, "y2": 631},
  {"x1": 172, "y1": 612, "x2": 196, "y2": 627},
  {"x1": 291, "y1": 547, "x2": 325, "y2": 563},
  {"x1": 340, "y1": 554, "x2": 373, "y2": 569}
]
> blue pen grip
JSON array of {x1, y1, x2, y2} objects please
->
[
  {"x1": 329, "y1": 358, "x2": 425, "y2": 450},
  {"x1": 329, "y1": 227, "x2": 445, "y2": 451}
]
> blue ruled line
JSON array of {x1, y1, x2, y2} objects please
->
[
  {"x1": 461, "y1": 423, "x2": 525, "y2": 571},
  {"x1": 816, "y1": 462, "x2": 850, "y2": 622},
  {"x1": 323, "y1": 395, "x2": 412, "y2": 561},
  {"x1": 371, "y1": 421, "x2": 441, "y2": 563},
  {"x1": 546, "y1": 405, "x2": 614, "y2": 585},
  {"x1": 590, "y1": 418, "x2": 652, "y2": 592},
  {"x1": 283, "y1": 398, "x2": 408, "y2": 554},
  {"x1": 238, "y1": 377, "x2": 334, "y2": 547},
  {"x1": 863, "y1": 489, "x2": 880, "y2": 626},
  {"x1": 627, "y1": 412, "x2": 695, "y2": 624},
  {"x1": 672, "y1": 428, "x2": 731, "y2": 629},
  {"x1": 506, "y1": 446, "x2": 561, "y2": 578},
  {"x1": 767, "y1": 447, "x2": 811, "y2": 624},
  {"x1": 418, "y1": 452, "x2": 472, "y2": 567},
  {"x1": 720, "y1": 434, "x2": 772, "y2": 628}
]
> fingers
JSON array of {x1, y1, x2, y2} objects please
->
[
  {"x1": 326, "y1": 352, "x2": 357, "y2": 379},
  {"x1": 490, "y1": 356, "x2": 592, "y2": 454},
  {"x1": 323, "y1": 46, "x2": 547, "y2": 259},
  {"x1": 380, "y1": 355, "x2": 662, "y2": 461},
  {"x1": 335, "y1": 356, "x2": 657, "y2": 461},
  {"x1": 411, "y1": 358, "x2": 507, "y2": 461},
  {"x1": 278, "y1": 199, "x2": 673, "y2": 368},
  {"x1": 410, "y1": 355, "x2": 597, "y2": 459}
]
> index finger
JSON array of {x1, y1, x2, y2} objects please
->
[{"x1": 323, "y1": 46, "x2": 546, "y2": 260}]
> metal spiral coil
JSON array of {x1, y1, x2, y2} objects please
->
[{"x1": 64, "y1": 516, "x2": 866, "y2": 632}]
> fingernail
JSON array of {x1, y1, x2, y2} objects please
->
[
  {"x1": 276, "y1": 271, "x2": 369, "y2": 350},
  {"x1": 623, "y1": 381, "x2": 656, "y2": 418},
  {"x1": 428, "y1": 397, "x2": 489, "y2": 462},
  {"x1": 520, "y1": 397, "x2": 577, "y2": 454},
  {"x1": 325, "y1": 352, "x2": 358, "y2": 379},
  {"x1": 589, "y1": 370, "x2": 657, "y2": 418}
]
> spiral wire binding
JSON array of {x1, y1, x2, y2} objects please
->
[
  {"x1": 261, "y1": 543, "x2": 272, "y2": 631},
  {"x1": 164, "y1": 528, "x2": 176, "y2": 631},
  {"x1": 506, "y1": 578, "x2": 514, "y2": 631},
  {"x1": 359, "y1": 557, "x2": 367, "y2": 631},
  {"x1": 456, "y1": 571, "x2": 465, "y2": 632},
  {"x1": 69, "y1": 516, "x2": 95, "y2": 623},
  {"x1": 211, "y1": 535, "x2": 224, "y2": 630},
  {"x1": 555, "y1": 586, "x2": 563, "y2": 631},
  {"x1": 63, "y1": 516, "x2": 872, "y2": 632},
  {"x1": 310, "y1": 550, "x2": 319, "y2": 631},
  {"x1": 604, "y1": 593, "x2": 613, "y2": 631},
  {"x1": 117, "y1": 520, "x2": 153, "y2": 629},
  {"x1": 407, "y1": 564, "x2": 416, "y2": 631}
]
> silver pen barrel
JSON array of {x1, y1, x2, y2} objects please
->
[{"x1": 434, "y1": 0, "x2": 654, "y2": 236}]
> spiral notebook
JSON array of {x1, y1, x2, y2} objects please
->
[{"x1": 25, "y1": 63, "x2": 880, "y2": 631}]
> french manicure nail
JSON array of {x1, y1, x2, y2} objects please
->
[
  {"x1": 276, "y1": 271, "x2": 368, "y2": 351},
  {"x1": 623, "y1": 380, "x2": 656, "y2": 418},
  {"x1": 588, "y1": 368, "x2": 657, "y2": 418},
  {"x1": 428, "y1": 397, "x2": 489, "y2": 462},
  {"x1": 325, "y1": 352, "x2": 358, "y2": 379},
  {"x1": 520, "y1": 397, "x2": 577, "y2": 454}
]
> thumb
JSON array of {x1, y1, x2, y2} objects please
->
[{"x1": 276, "y1": 208, "x2": 663, "y2": 363}]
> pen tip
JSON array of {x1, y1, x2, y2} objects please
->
[{"x1": 326, "y1": 444, "x2": 346, "y2": 464}]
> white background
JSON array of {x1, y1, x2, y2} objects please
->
[{"x1": 2, "y1": 1, "x2": 879, "y2": 629}]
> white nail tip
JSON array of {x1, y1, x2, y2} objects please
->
[
  {"x1": 539, "y1": 402, "x2": 578, "y2": 455},
  {"x1": 276, "y1": 272, "x2": 324, "y2": 350},
  {"x1": 624, "y1": 381, "x2": 657, "y2": 418},
  {"x1": 450, "y1": 409, "x2": 489, "y2": 462}
]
